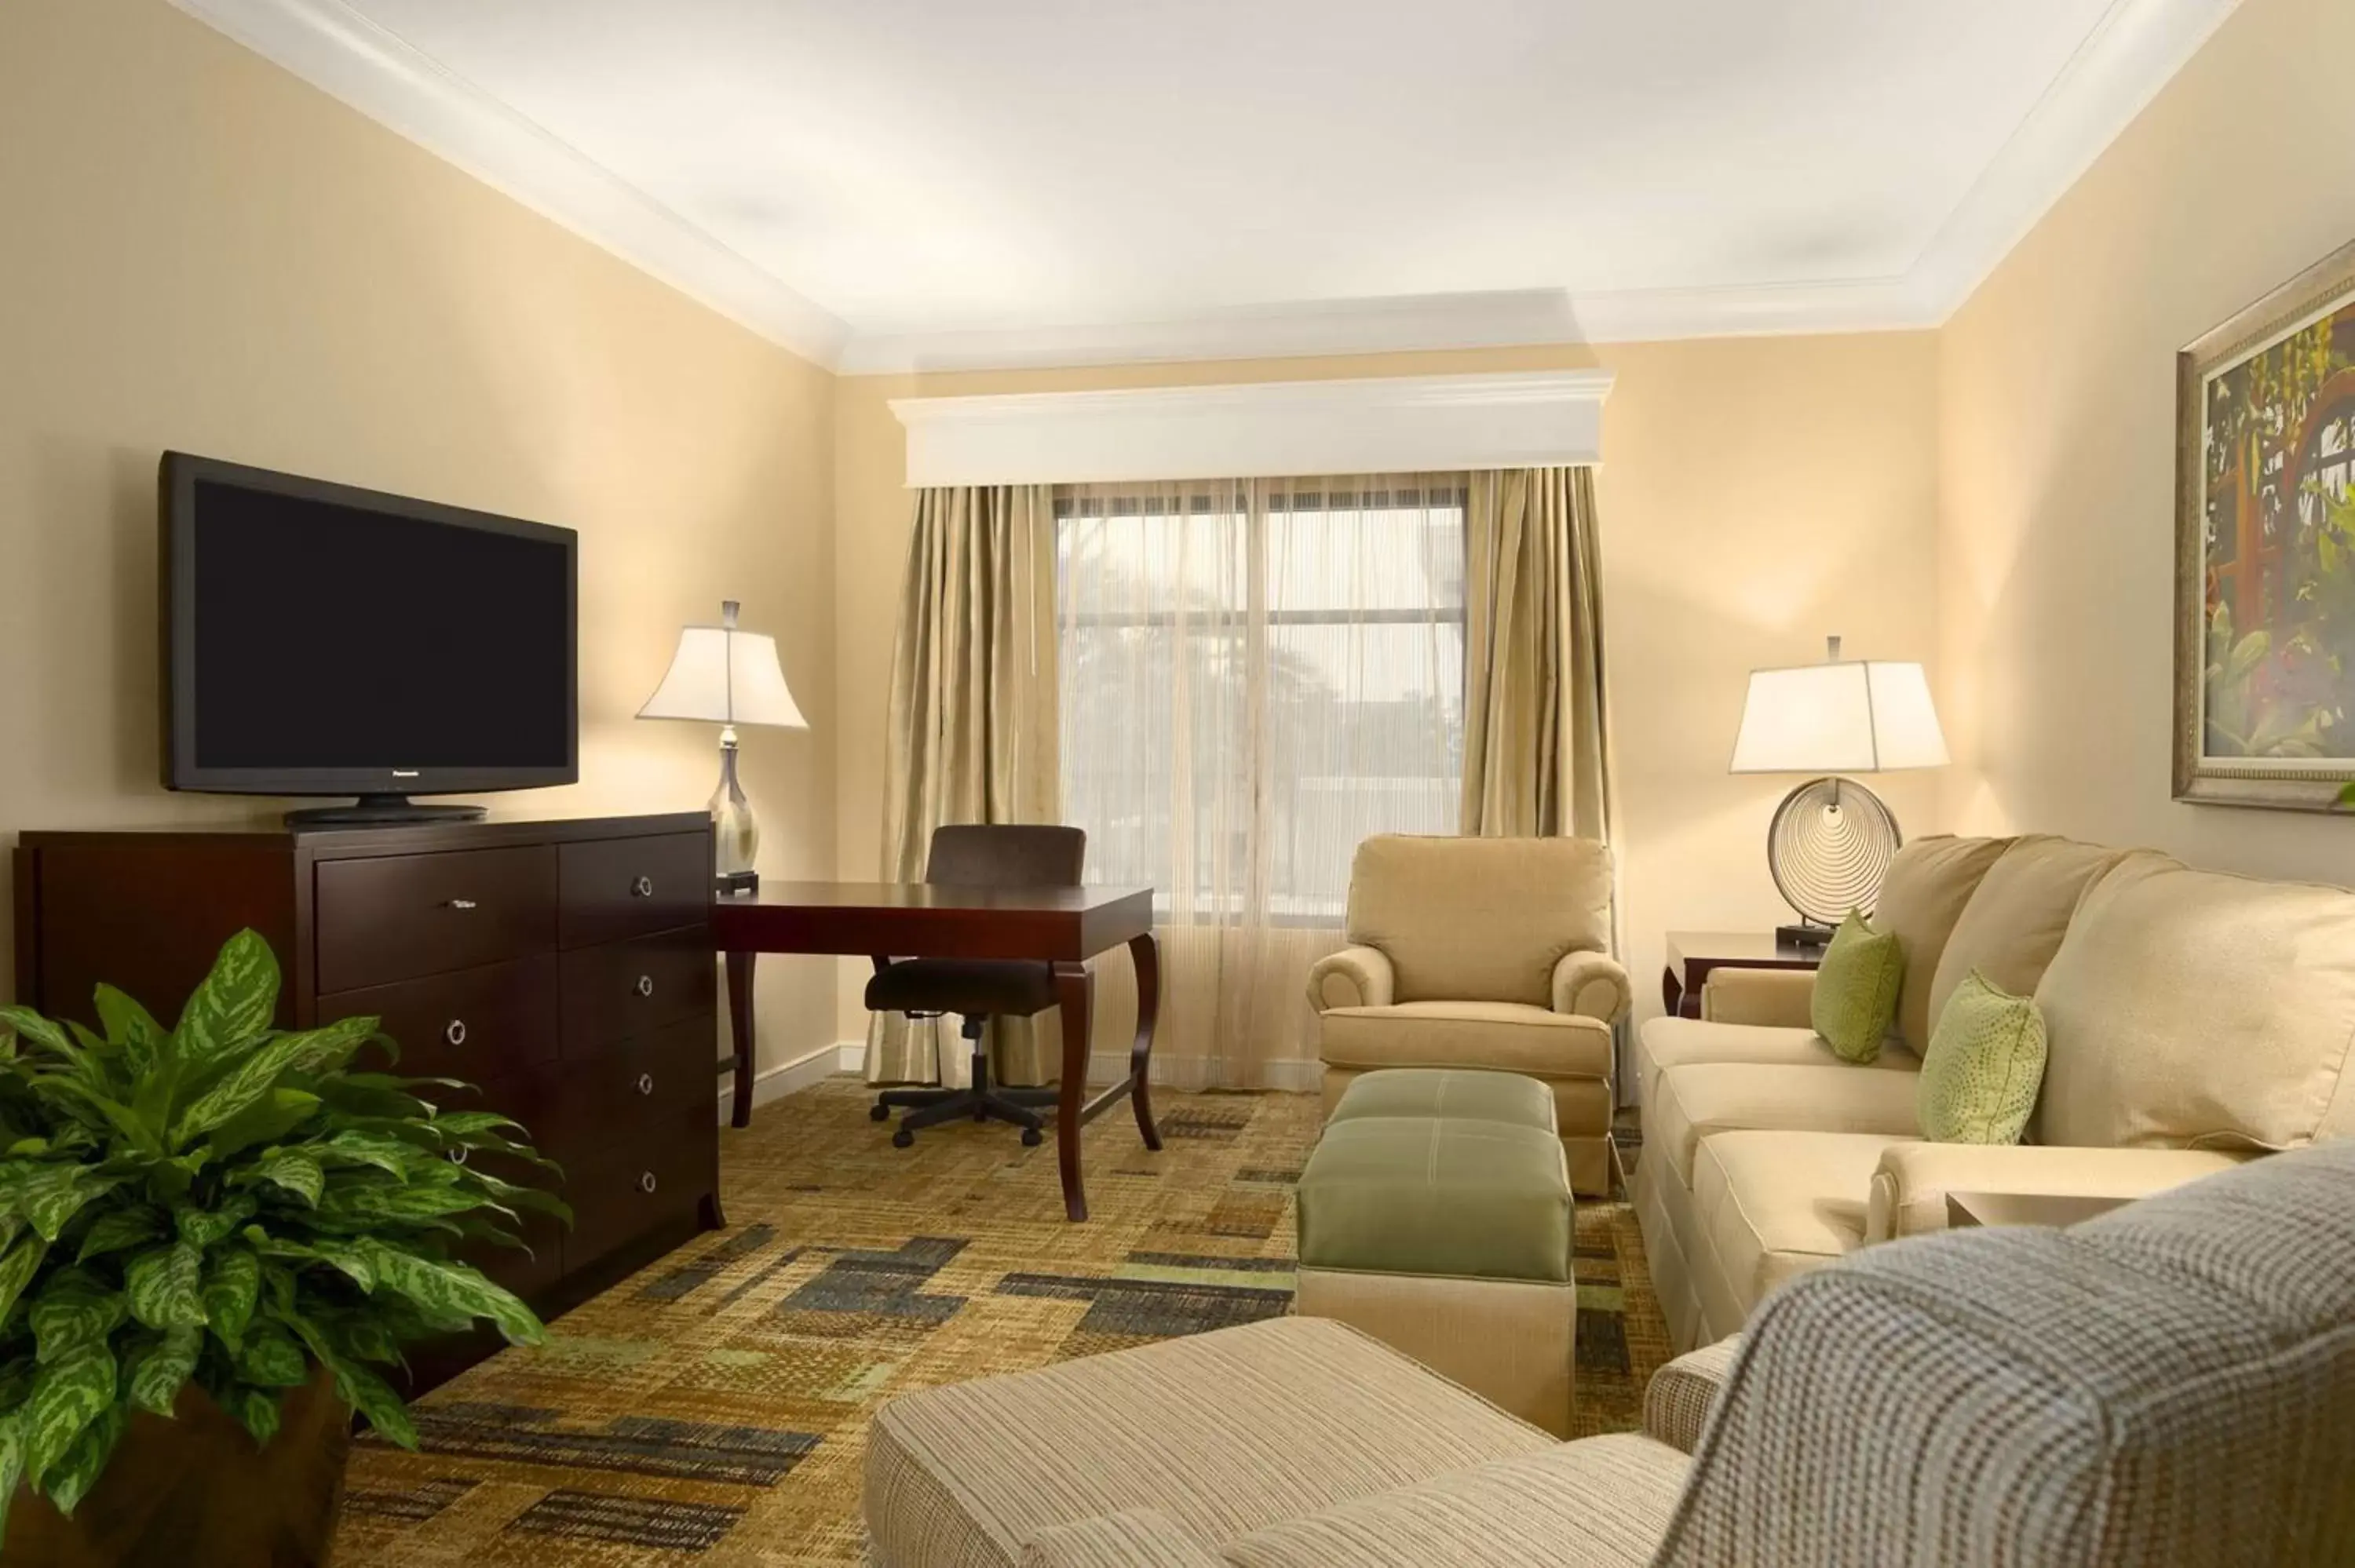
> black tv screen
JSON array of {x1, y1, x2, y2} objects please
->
[{"x1": 162, "y1": 453, "x2": 578, "y2": 803}]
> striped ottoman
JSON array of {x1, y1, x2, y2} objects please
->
[
  {"x1": 863, "y1": 1317, "x2": 1554, "y2": 1568},
  {"x1": 1294, "y1": 1068, "x2": 1577, "y2": 1434}
]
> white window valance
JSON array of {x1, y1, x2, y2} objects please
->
[{"x1": 889, "y1": 370, "x2": 1612, "y2": 488}]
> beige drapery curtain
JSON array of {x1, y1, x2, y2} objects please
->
[
  {"x1": 865, "y1": 484, "x2": 1062, "y2": 1088},
  {"x1": 1462, "y1": 467, "x2": 1613, "y2": 841}
]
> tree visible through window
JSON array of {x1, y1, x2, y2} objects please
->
[{"x1": 1056, "y1": 476, "x2": 1466, "y2": 925}]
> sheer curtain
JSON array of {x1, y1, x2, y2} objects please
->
[{"x1": 1055, "y1": 476, "x2": 1467, "y2": 1086}]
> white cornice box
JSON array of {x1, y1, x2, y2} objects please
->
[{"x1": 889, "y1": 370, "x2": 1616, "y2": 487}]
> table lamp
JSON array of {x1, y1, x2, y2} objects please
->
[
  {"x1": 1729, "y1": 635, "x2": 1947, "y2": 946},
  {"x1": 638, "y1": 600, "x2": 806, "y2": 893}
]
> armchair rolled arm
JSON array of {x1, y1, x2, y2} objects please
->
[
  {"x1": 1865, "y1": 1142, "x2": 2248, "y2": 1243},
  {"x1": 1700, "y1": 967, "x2": 1816, "y2": 1027},
  {"x1": 1308, "y1": 945, "x2": 1395, "y2": 1012},
  {"x1": 1020, "y1": 1511, "x2": 1229, "y2": 1568},
  {"x1": 1550, "y1": 950, "x2": 1631, "y2": 1023},
  {"x1": 1642, "y1": 1336, "x2": 1742, "y2": 1454}
]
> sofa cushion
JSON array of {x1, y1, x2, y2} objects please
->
[
  {"x1": 1320, "y1": 1001, "x2": 1612, "y2": 1081},
  {"x1": 2035, "y1": 852, "x2": 2355, "y2": 1150},
  {"x1": 1809, "y1": 910, "x2": 1904, "y2": 1063},
  {"x1": 1692, "y1": 1131, "x2": 1898, "y2": 1323},
  {"x1": 1297, "y1": 1118, "x2": 1572, "y2": 1283},
  {"x1": 1345, "y1": 834, "x2": 1612, "y2": 1007},
  {"x1": 1872, "y1": 835, "x2": 2012, "y2": 1057},
  {"x1": 1219, "y1": 1434, "x2": 1685, "y2": 1568},
  {"x1": 1651, "y1": 1063, "x2": 1923, "y2": 1184},
  {"x1": 1926, "y1": 834, "x2": 2123, "y2": 1038},
  {"x1": 865, "y1": 1318, "x2": 1551, "y2": 1568},
  {"x1": 1636, "y1": 1016, "x2": 1918, "y2": 1111},
  {"x1": 1327, "y1": 1067, "x2": 1558, "y2": 1132}
]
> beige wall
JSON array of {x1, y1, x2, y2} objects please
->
[
  {"x1": 1939, "y1": 0, "x2": 2355, "y2": 885},
  {"x1": 58, "y1": 0, "x2": 2334, "y2": 1089},
  {"x1": 0, "y1": 0, "x2": 838, "y2": 1078},
  {"x1": 834, "y1": 334, "x2": 1943, "y2": 1050}
]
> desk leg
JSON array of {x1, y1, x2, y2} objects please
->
[
  {"x1": 725, "y1": 950, "x2": 757, "y2": 1130},
  {"x1": 1053, "y1": 960, "x2": 1094, "y2": 1222},
  {"x1": 1128, "y1": 932, "x2": 1162, "y2": 1150}
]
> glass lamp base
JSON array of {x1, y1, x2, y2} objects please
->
[{"x1": 711, "y1": 731, "x2": 761, "y2": 893}]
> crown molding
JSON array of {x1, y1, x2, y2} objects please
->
[
  {"x1": 841, "y1": 275, "x2": 1956, "y2": 376},
  {"x1": 890, "y1": 370, "x2": 1615, "y2": 487},
  {"x1": 168, "y1": 0, "x2": 851, "y2": 368},
  {"x1": 175, "y1": 0, "x2": 2237, "y2": 376},
  {"x1": 839, "y1": 290, "x2": 1596, "y2": 376},
  {"x1": 1901, "y1": 0, "x2": 2240, "y2": 313}
]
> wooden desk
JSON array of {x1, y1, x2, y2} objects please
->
[
  {"x1": 1661, "y1": 930, "x2": 1824, "y2": 1019},
  {"x1": 712, "y1": 881, "x2": 1161, "y2": 1222}
]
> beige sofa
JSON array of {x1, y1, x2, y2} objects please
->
[
  {"x1": 1308, "y1": 834, "x2": 1630, "y2": 1196},
  {"x1": 864, "y1": 1141, "x2": 2355, "y2": 1566},
  {"x1": 1632, "y1": 832, "x2": 2355, "y2": 1351}
]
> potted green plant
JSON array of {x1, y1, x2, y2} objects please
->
[{"x1": 0, "y1": 929, "x2": 566, "y2": 1564}]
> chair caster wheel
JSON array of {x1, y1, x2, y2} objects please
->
[
  {"x1": 892, "y1": 1128, "x2": 915, "y2": 1149},
  {"x1": 1021, "y1": 1127, "x2": 1043, "y2": 1147},
  {"x1": 870, "y1": 1103, "x2": 891, "y2": 1121}
]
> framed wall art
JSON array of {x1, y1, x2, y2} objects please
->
[{"x1": 2176, "y1": 237, "x2": 2355, "y2": 810}]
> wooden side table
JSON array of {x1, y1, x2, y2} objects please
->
[
  {"x1": 1661, "y1": 931, "x2": 1824, "y2": 1019},
  {"x1": 1945, "y1": 1191, "x2": 2131, "y2": 1229}
]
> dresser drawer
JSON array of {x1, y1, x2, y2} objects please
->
[
  {"x1": 317, "y1": 956, "x2": 560, "y2": 1082},
  {"x1": 560, "y1": 929, "x2": 715, "y2": 1055},
  {"x1": 550, "y1": 1021, "x2": 715, "y2": 1272},
  {"x1": 458, "y1": 1163, "x2": 568, "y2": 1300},
  {"x1": 549, "y1": 1016, "x2": 714, "y2": 1147},
  {"x1": 316, "y1": 846, "x2": 558, "y2": 992},
  {"x1": 560, "y1": 1101, "x2": 712, "y2": 1274},
  {"x1": 558, "y1": 832, "x2": 710, "y2": 949}
]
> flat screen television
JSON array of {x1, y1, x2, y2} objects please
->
[{"x1": 161, "y1": 452, "x2": 578, "y2": 826}]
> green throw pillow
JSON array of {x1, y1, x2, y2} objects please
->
[
  {"x1": 1918, "y1": 969, "x2": 2047, "y2": 1144},
  {"x1": 1810, "y1": 909, "x2": 1903, "y2": 1063}
]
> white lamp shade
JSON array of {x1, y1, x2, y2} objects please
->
[
  {"x1": 1729, "y1": 658, "x2": 1948, "y2": 774},
  {"x1": 638, "y1": 622, "x2": 807, "y2": 728}
]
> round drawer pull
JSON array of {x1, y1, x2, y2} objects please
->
[
  {"x1": 634, "y1": 974, "x2": 655, "y2": 998},
  {"x1": 445, "y1": 898, "x2": 479, "y2": 912},
  {"x1": 444, "y1": 1019, "x2": 467, "y2": 1048},
  {"x1": 631, "y1": 875, "x2": 655, "y2": 899},
  {"x1": 447, "y1": 1147, "x2": 470, "y2": 1167},
  {"x1": 635, "y1": 1072, "x2": 655, "y2": 1096},
  {"x1": 637, "y1": 1171, "x2": 658, "y2": 1194}
]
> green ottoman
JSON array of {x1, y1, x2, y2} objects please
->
[
  {"x1": 1297, "y1": 1070, "x2": 1575, "y2": 1434},
  {"x1": 1328, "y1": 1066, "x2": 1560, "y2": 1132}
]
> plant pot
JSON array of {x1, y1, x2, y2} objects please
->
[{"x1": 2, "y1": 1370, "x2": 352, "y2": 1567}]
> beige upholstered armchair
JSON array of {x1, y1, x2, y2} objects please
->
[{"x1": 1309, "y1": 834, "x2": 1630, "y2": 1194}]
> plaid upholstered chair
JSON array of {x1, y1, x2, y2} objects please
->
[{"x1": 866, "y1": 1139, "x2": 2355, "y2": 1566}]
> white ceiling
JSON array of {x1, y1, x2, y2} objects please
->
[{"x1": 175, "y1": 0, "x2": 2240, "y2": 372}]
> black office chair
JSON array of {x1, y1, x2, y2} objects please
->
[{"x1": 867, "y1": 824, "x2": 1086, "y2": 1149}]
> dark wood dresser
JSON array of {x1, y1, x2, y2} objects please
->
[{"x1": 11, "y1": 813, "x2": 721, "y2": 1386}]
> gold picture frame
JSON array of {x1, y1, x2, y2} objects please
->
[{"x1": 2175, "y1": 236, "x2": 2355, "y2": 810}]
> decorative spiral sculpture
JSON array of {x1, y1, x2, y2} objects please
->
[{"x1": 1768, "y1": 776, "x2": 1902, "y2": 927}]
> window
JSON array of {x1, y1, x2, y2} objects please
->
[{"x1": 1057, "y1": 476, "x2": 1466, "y2": 924}]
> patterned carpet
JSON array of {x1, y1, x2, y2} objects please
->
[{"x1": 333, "y1": 1080, "x2": 1670, "y2": 1566}]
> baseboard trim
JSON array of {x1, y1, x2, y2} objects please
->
[
  {"x1": 1096, "y1": 1052, "x2": 1322, "y2": 1093},
  {"x1": 714, "y1": 1042, "x2": 865, "y2": 1121},
  {"x1": 722, "y1": 1043, "x2": 1323, "y2": 1111}
]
